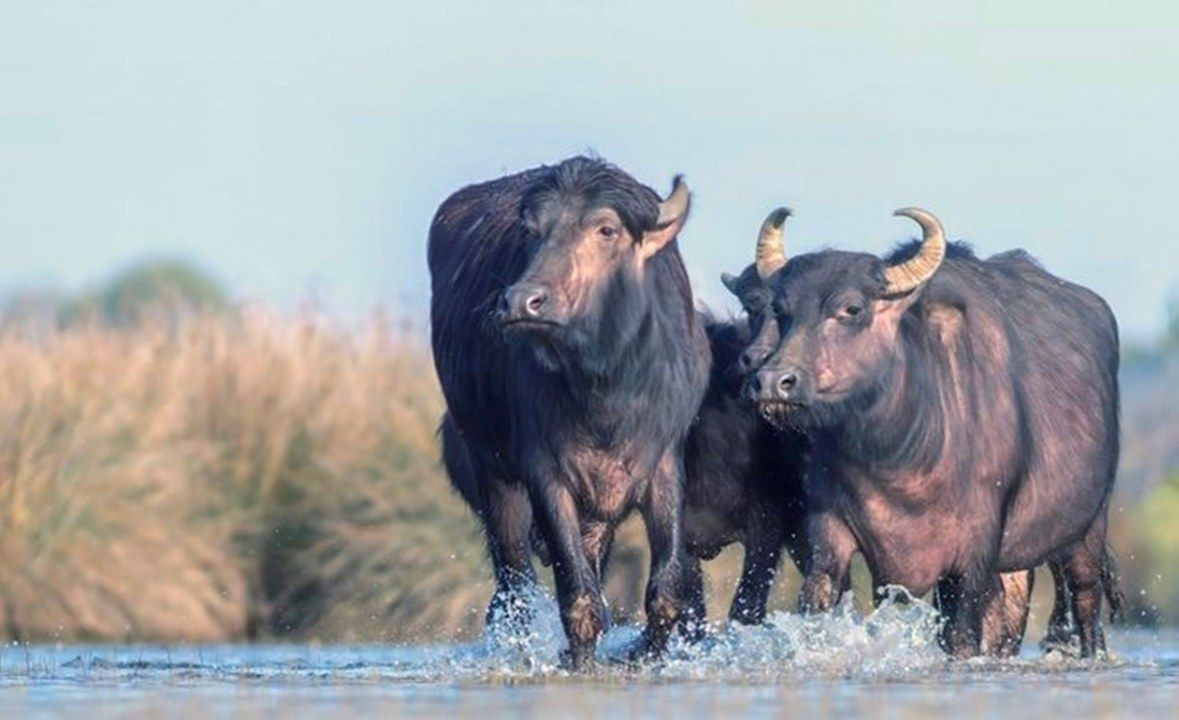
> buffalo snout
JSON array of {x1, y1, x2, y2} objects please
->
[
  {"x1": 747, "y1": 366, "x2": 804, "y2": 404},
  {"x1": 499, "y1": 283, "x2": 556, "y2": 327}
]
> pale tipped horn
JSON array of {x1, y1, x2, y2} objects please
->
[
  {"x1": 755, "y1": 207, "x2": 791, "y2": 281},
  {"x1": 656, "y1": 175, "x2": 690, "y2": 227},
  {"x1": 884, "y1": 207, "x2": 946, "y2": 295}
]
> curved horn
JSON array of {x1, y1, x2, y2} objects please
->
[
  {"x1": 884, "y1": 207, "x2": 946, "y2": 295},
  {"x1": 755, "y1": 207, "x2": 792, "y2": 281},
  {"x1": 656, "y1": 175, "x2": 690, "y2": 227}
]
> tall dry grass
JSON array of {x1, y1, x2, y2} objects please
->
[
  {"x1": 0, "y1": 308, "x2": 497, "y2": 642},
  {"x1": 0, "y1": 308, "x2": 769, "y2": 643},
  {"x1": 0, "y1": 307, "x2": 1173, "y2": 643}
]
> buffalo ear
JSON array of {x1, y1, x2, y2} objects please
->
[
  {"x1": 639, "y1": 177, "x2": 691, "y2": 261},
  {"x1": 721, "y1": 272, "x2": 740, "y2": 295},
  {"x1": 639, "y1": 212, "x2": 688, "y2": 261}
]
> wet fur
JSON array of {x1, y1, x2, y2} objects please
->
[
  {"x1": 682, "y1": 317, "x2": 809, "y2": 624},
  {"x1": 429, "y1": 157, "x2": 709, "y2": 666},
  {"x1": 764, "y1": 241, "x2": 1119, "y2": 657},
  {"x1": 442, "y1": 313, "x2": 810, "y2": 629}
]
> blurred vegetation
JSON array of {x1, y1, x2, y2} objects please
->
[
  {"x1": 0, "y1": 267, "x2": 1176, "y2": 643},
  {"x1": 1, "y1": 259, "x2": 228, "y2": 332}
]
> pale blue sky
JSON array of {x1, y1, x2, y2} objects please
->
[{"x1": 2, "y1": 1, "x2": 1177, "y2": 340}]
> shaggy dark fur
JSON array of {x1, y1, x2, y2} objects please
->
[
  {"x1": 429, "y1": 157, "x2": 709, "y2": 667},
  {"x1": 680, "y1": 315, "x2": 809, "y2": 625}
]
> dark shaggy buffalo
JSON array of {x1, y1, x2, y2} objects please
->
[
  {"x1": 747, "y1": 208, "x2": 1120, "y2": 658},
  {"x1": 441, "y1": 312, "x2": 807, "y2": 636},
  {"x1": 683, "y1": 209, "x2": 810, "y2": 625},
  {"x1": 429, "y1": 157, "x2": 709, "y2": 667},
  {"x1": 726, "y1": 210, "x2": 1034, "y2": 655},
  {"x1": 683, "y1": 319, "x2": 806, "y2": 625},
  {"x1": 440, "y1": 208, "x2": 808, "y2": 638},
  {"x1": 683, "y1": 318, "x2": 807, "y2": 625}
]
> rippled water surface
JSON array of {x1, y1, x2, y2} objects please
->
[{"x1": 2, "y1": 591, "x2": 1175, "y2": 719}]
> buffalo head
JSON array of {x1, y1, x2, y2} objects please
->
[
  {"x1": 721, "y1": 207, "x2": 792, "y2": 375},
  {"x1": 747, "y1": 208, "x2": 947, "y2": 428},
  {"x1": 497, "y1": 163, "x2": 689, "y2": 367}
]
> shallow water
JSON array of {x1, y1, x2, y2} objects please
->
[{"x1": 2, "y1": 590, "x2": 1176, "y2": 719}]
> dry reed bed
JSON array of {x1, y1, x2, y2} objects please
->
[
  {"x1": 0, "y1": 309, "x2": 494, "y2": 642},
  {"x1": 0, "y1": 309, "x2": 1171, "y2": 642}
]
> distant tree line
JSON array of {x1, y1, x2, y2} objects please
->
[{"x1": 1, "y1": 259, "x2": 228, "y2": 331}]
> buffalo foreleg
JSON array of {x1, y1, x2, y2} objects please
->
[
  {"x1": 729, "y1": 509, "x2": 786, "y2": 625},
  {"x1": 634, "y1": 453, "x2": 693, "y2": 660},
  {"x1": 677, "y1": 555, "x2": 707, "y2": 643},
  {"x1": 440, "y1": 421, "x2": 538, "y2": 632},
  {"x1": 531, "y1": 480, "x2": 606, "y2": 670},
  {"x1": 799, "y1": 511, "x2": 857, "y2": 613},
  {"x1": 980, "y1": 570, "x2": 1034, "y2": 657},
  {"x1": 482, "y1": 476, "x2": 540, "y2": 630}
]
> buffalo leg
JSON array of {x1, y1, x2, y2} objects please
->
[
  {"x1": 979, "y1": 570, "x2": 1034, "y2": 657},
  {"x1": 941, "y1": 558, "x2": 1001, "y2": 659},
  {"x1": 799, "y1": 512, "x2": 857, "y2": 613},
  {"x1": 440, "y1": 420, "x2": 537, "y2": 630},
  {"x1": 634, "y1": 454, "x2": 692, "y2": 660},
  {"x1": 531, "y1": 480, "x2": 605, "y2": 670},
  {"x1": 1061, "y1": 516, "x2": 1110, "y2": 658},
  {"x1": 581, "y1": 520, "x2": 616, "y2": 632},
  {"x1": 1041, "y1": 560, "x2": 1077, "y2": 654},
  {"x1": 677, "y1": 555, "x2": 707, "y2": 643},
  {"x1": 482, "y1": 477, "x2": 540, "y2": 629},
  {"x1": 730, "y1": 511, "x2": 786, "y2": 625}
]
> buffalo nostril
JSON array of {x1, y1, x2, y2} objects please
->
[
  {"x1": 747, "y1": 375, "x2": 762, "y2": 396},
  {"x1": 778, "y1": 373, "x2": 797, "y2": 392},
  {"x1": 524, "y1": 290, "x2": 548, "y2": 316}
]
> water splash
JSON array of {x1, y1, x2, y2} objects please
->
[
  {"x1": 439, "y1": 584, "x2": 946, "y2": 681},
  {"x1": 0, "y1": 587, "x2": 1152, "y2": 687},
  {"x1": 448, "y1": 583, "x2": 567, "y2": 675}
]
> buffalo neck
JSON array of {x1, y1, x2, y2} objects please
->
[
  {"x1": 557, "y1": 261, "x2": 702, "y2": 450},
  {"x1": 827, "y1": 312, "x2": 947, "y2": 475}
]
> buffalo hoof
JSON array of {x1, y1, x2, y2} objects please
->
[
  {"x1": 940, "y1": 626, "x2": 982, "y2": 660},
  {"x1": 485, "y1": 589, "x2": 535, "y2": 638},
  {"x1": 621, "y1": 634, "x2": 657, "y2": 666},
  {"x1": 728, "y1": 604, "x2": 766, "y2": 627},
  {"x1": 1040, "y1": 625, "x2": 1082, "y2": 658},
  {"x1": 677, "y1": 616, "x2": 707, "y2": 644},
  {"x1": 621, "y1": 627, "x2": 677, "y2": 666},
  {"x1": 559, "y1": 645, "x2": 598, "y2": 672}
]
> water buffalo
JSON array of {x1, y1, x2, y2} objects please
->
[
  {"x1": 682, "y1": 210, "x2": 809, "y2": 626},
  {"x1": 747, "y1": 208, "x2": 1120, "y2": 657},
  {"x1": 731, "y1": 210, "x2": 1034, "y2": 656},
  {"x1": 429, "y1": 157, "x2": 710, "y2": 667},
  {"x1": 440, "y1": 209, "x2": 807, "y2": 639}
]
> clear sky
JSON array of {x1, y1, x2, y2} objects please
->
[{"x1": 2, "y1": 1, "x2": 1177, "y2": 341}]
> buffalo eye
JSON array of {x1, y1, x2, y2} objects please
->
[
  {"x1": 836, "y1": 303, "x2": 864, "y2": 323},
  {"x1": 598, "y1": 224, "x2": 619, "y2": 240}
]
